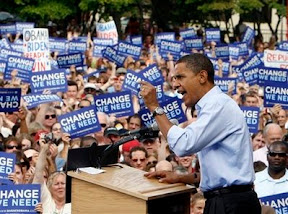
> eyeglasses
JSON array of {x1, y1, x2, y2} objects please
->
[
  {"x1": 268, "y1": 152, "x2": 287, "y2": 158},
  {"x1": 148, "y1": 161, "x2": 157, "y2": 165},
  {"x1": 100, "y1": 123, "x2": 107, "y2": 128},
  {"x1": 132, "y1": 158, "x2": 146, "y2": 162},
  {"x1": 45, "y1": 114, "x2": 56, "y2": 120},
  {"x1": 6, "y1": 145, "x2": 21, "y2": 150}
]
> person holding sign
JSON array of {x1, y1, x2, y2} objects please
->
[{"x1": 140, "y1": 53, "x2": 261, "y2": 214}]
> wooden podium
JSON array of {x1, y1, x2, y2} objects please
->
[{"x1": 67, "y1": 164, "x2": 195, "y2": 214}]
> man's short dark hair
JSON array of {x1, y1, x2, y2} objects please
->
[
  {"x1": 129, "y1": 146, "x2": 148, "y2": 159},
  {"x1": 67, "y1": 80, "x2": 78, "y2": 91},
  {"x1": 127, "y1": 113, "x2": 141, "y2": 124},
  {"x1": 176, "y1": 53, "x2": 214, "y2": 83}
]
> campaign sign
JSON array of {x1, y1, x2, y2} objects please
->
[
  {"x1": 180, "y1": 28, "x2": 196, "y2": 39},
  {"x1": 184, "y1": 37, "x2": 203, "y2": 51},
  {"x1": 141, "y1": 64, "x2": 164, "y2": 85},
  {"x1": 96, "y1": 20, "x2": 118, "y2": 44},
  {"x1": 0, "y1": 60, "x2": 6, "y2": 73},
  {"x1": 15, "y1": 22, "x2": 35, "y2": 34},
  {"x1": 215, "y1": 44, "x2": 229, "y2": 60},
  {"x1": 0, "y1": 152, "x2": 16, "y2": 185},
  {"x1": 263, "y1": 49, "x2": 288, "y2": 69},
  {"x1": 93, "y1": 38, "x2": 113, "y2": 57},
  {"x1": 22, "y1": 94, "x2": 62, "y2": 109},
  {"x1": 0, "y1": 38, "x2": 11, "y2": 49},
  {"x1": 0, "y1": 88, "x2": 21, "y2": 112},
  {"x1": 209, "y1": 58, "x2": 230, "y2": 77},
  {"x1": 155, "y1": 32, "x2": 175, "y2": 47},
  {"x1": 94, "y1": 91, "x2": 134, "y2": 117},
  {"x1": 49, "y1": 38, "x2": 68, "y2": 53},
  {"x1": 58, "y1": 105, "x2": 100, "y2": 139},
  {"x1": 68, "y1": 41, "x2": 87, "y2": 53},
  {"x1": 278, "y1": 41, "x2": 288, "y2": 51},
  {"x1": 229, "y1": 44, "x2": 240, "y2": 60},
  {"x1": 240, "y1": 106, "x2": 259, "y2": 133},
  {"x1": 240, "y1": 53, "x2": 263, "y2": 72},
  {"x1": 102, "y1": 46, "x2": 126, "y2": 67},
  {"x1": 130, "y1": 35, "x2": 142, "y2": 46},
  {"x1": 231, "y1": 64, "x2": 244, "y2": 81},
  {"x1": 264, "y1": 82, "x2": 288, "y2": 109},
  {"x1": 30, "y1": 69, "x2": 67, "y2": 94},
  {"x1": 138, "y1": 97, "x2": 187, "y2": 127},
  {"x1": 259, "y1": 192, "x2": 288, "y2": 213},
  {"x1": 5, "y1": 55, "x2": 34, "y2": 83},
  {"x1": 0, "y1": 24, "x2": 16, "y2": 35},
  {"x1": 23, "y1": 28, "x2": 51, "y2": 71},
  {"x1": 214, "y1": 77, "x2": 237, "y2": 94},
  {"x1": 235, "y1": 42, "x2": 249, "y2": 57},
  {"x1": 0, "y1": 184, "x2": 41, "y2": 214},
  {"x1": 117, "y1": 41, "x2": 141, "y2": 60},
  {"x1": 258, "y1": 66, "x2": 288, "y2": 86},
  {"x1": 242, "y1": 66, "x2": 259, "y2": 85},
  {"x1": 159, "y1": 39, "x2": 182, "y2": 61},
  {"x1": 56, "y1": 52, "x2": 83, "y2": 69},
  {"x1": 122, "y1": 69, "x2": 143, "y2": 95},
  {"x1": 0, "y1": 48, "x2": 22, "y2": 60},
  {"x1": 205, "y1": 28, "x2": 221, "y2": 43},
  {"x1": 241, "y1": 26, "x2": 255, "y2": 45},
  {"x1": 10, "y1": 43, "x2": 24, "y2": 53}
]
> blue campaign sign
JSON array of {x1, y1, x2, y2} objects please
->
[
  {"x1": 0, "y1": 152, "x2": 15, "y2": 185},
  {"x1": 0, "y1": 60, "x2": 6, "y2": 73},
  {"x1": 240, "y1": 106, "x2": 259, "y2": 133},
  {"x1": 0, "y1": 24, "x2": 16, "y2": 35},
  {"x1": 68, "y1": 41, "x2": 87, "y2": 53},
  {"x1": 180, "y1": 28, "x2": 196, "y2": 39},
  {"x1": 0, "y1": 38, "x2": 11, "y2": 49},
  {"x1": 259, "y1": 192, "x2": 288, "y2": 213},
  {"x1": 58, "y1": 105, "x2": 101, "y2": 139},
  {"x1": 0, "y1": 184, "x2": 41, "y2": 214},
  {"x1": 94, "y1": 91, "x2": 134, "y2": 117},
  {"x1": 209, "y1": 57, "x2": 230, "y2": 77},
  {"x1": 214, "y1": 77, "x2": 237, "y2": 94},
  {"x1": 184, "y1": 37, "x2": 203, "y2": 51},
  {"x1": 138, "y1": 97, "x2": 187, "y2": 127},
  {"x1": 278, "y1": 41, "x2": 288, "y2": 51},
  {"x1": 264, "y1": 82, "x2": 288, "y2": 109},
  {"x1": 0, "y1": 88, "x2": 21, "y2": 112},
  {"x1": 159, "y1": 39, "x2": 182, "y2": 61},
  {"x1": 205, "y1": 28, "x2": 221, "y2": 43},
  {"x1": 117, "y1": 41, "x2": 142, "y2": 59},
  {"x1": 235, "y1": 42, "x2": 249, "y2": 57},
  {"x1": 258, "y1": 66, "x2": 288, "y2": 86},
  {"x1": 141, "y1": 64, "x2": 164, "y2": 85},
  {"x1": 15, "y1": 22, "x2": 35, "y2": 34},
  {"x1": 242, "y1": 66, "x2": 259, "y2": 85},
  {"x1": 10, "y1": 43, "x2": 24, "y2": 53},
  {"x1": 122, "y1": 69, "x2": 143, "y2": 96},
  {"x1": 93, "y1": 38, "x2": 113, "y2": 57},
  {"x1": 56, "y1": 52, "x2": 83, "y2": 68},
  {"x1": 215, "y1": 44, "x2": 229, "y2": 59},
  {"x1": 240, "y1": 53, "x2": 263, "y2": 72},
  {"x1": 241, "y1": 26, "x2": 255, "y2": 45},
  {"x1": 49, "y1": 38, "x2": 68, "y2": 53},
  {"x1": 102, "y1": 46, "x2": 126, "y2": 67},
  {"x1": 130, "y1": 35, "x2": 142, "y2": 46},
  {"x1": 155, "y1": 32, "x2": 175, "y2": 46},
  {"x1": 231, "y1": 64, "x2": 244, "y2": 81},
  {"x1": 22, "y1": 94, "x2": 62, "y2": 109},
  {"x1": 30, "y1": 69, "x2": 68, "y2": 94},
  {"x1": 229, "y1": 44, "x2": 240, "y2": 60},
  {"x1": 5, "y1": 55, "x2": 34, "y2": 83},
  {"x1": 0, "y1": 48, "x2": 22, "y2": 60}
]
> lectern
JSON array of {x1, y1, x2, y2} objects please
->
[{"x1": 68, "y1": 164, "x2": 194, "y2": 214}]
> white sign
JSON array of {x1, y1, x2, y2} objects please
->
[
  {"x1": 263, "y1": 49, "x2": 288, "y2": 69},
  {"x1": 96, "y1": 21, "x2": 118, "y2": 44}
]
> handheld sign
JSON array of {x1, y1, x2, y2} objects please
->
[
  {"x1": 58, "y1": 105, "x2": 101, "y2": 139},
  {"x1": 130, "y1": 35, "x2": 142, "y2": 46},
  {"x1": 278, "y1": 41, "x2": 288, "y2": 51},
  {"x1": 259, "y1": 192, "x2": 288, "y2": 214},
  {"x1": 155, "y1": 32, "x2": 175, "y2": 47},
  {"x1": 263, "y1": 49, "x2": 288, "y2": 69},
  {"x1": 102, "y1": 46, "x2": 126, "y2": 67},
  {"x1": 184, "y1": 37, "x2": 203, "y2": 51},
  {"x1": 241, "y1": 26, "x2": 255, "y2": 46},
  {"x1": 240, "y1": 106, "x2": 260, "y2": 133},
  {"x1": 0, "y1": 60, "x2": 6, "y2": 73},
  {"x1": 180, "y1": 28, "x2": 196, "y2": 39},
  {"x1": 205, "y1": 28, "x2": 221, "y2": 43},
  {"x1": 96, "y1": 20, "x2": 118, "y2": 44},
  {"x1": 214, "y1": 77, "x2": 237, "y2": 94},
  {"x1": 0, "y1": 88, "x2": 21, "y2": 112},
  {"x1": 22, "y1": 94, "x2": 62, "y2": 109},
  {"x1": 242, "y1": 66, "x2": 259, "y2": 86},
  {"x1": 264, "y1": 82, "x2": 288, "y2": 109},
  {"x1": 49, "y1": 38, "x2": 68, "y2": 54},
  {"x1": 0, "y1": 48, "x2": 22, "y2": 60},
  {"x1": 94, "y1": 91, "x2": 134, "y2": 117},
  {"x1": 15, "y1": 22, "x2": 35, "y2": 34},
  {"x1": 117, "y1": 41, "x2": 141, "y2": 60},
  {"x1": 0, "y1": 152, "x2": 16, "y2": 185},
  {"x1": 258, "y1": 66, "x2": 288, "y2": 86},
  {"x1": 68, "y1": 41, "x2": 87, "y2": 53},
  {"x1": 215, "y1": 44, "x2": 229, "y2": 60},
  {"x1": 56, "y1": 52, "x2": 83, "y2": 69},
  {"x1": 0, "y1": 24, "x2": 16, "y2": 35},
  {"x1": 93, "y1": 38, "x2": 113, "y2": 57},
  {"x1": 0, "y1": 184, "x2": 41, "y2": 214},
  {"x1": 141, "y1": 64, "x2": 164, "y2": 85}
]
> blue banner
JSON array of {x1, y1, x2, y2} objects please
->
[
  {"x1": 93, "y1": 38, "x2": 113, "y2": 57},
  {"x1": 259, "y1": 192, "x2": 288, "y2": 213},
  {"x1": 0, "y1": 152, "x2": 16, "y2": 185},
  {"x1": 22, "y1": 94, "x2": 62, "y2": 109},
  {"x1": 138, "y1": 97, "x2": 187, "y2": 127},
  {"x1": 58, "y1": 105, "x2": 101, "y2": 139},
  {"x1": 130, "y1": 35, "x2": 142, "y2": 46},
  {"x1": 264, "y1": 82, "x2": 288, "y2": 109},
  {"x1": 141, "y1": 64, "x2": 164, "y2": 85},
  {"x1": 240, "y1": 53, "x2": 263, "y2": 72},
  {"x1": 68, "y1": 41, "x2": 87, "y2": 53},
  {"x1": 258, "y1": 66, "x2": 288, "y2": 86},
  {"x1": 242, "y1": 66, "x2": 259, "y2": 85},
  {"x1": 117, "y1": 41, "x2": 142, "y2": 59},
  {"x1": 5, "y1": 55, "x2": 34, "y2": 83},
  {"x1": 241, "y1": 27, "x2": 255, "y2": 45},
  {"x1": 214, "y1": 77, "x2": 237, "y2": 94},
  {"x1": 102, "y1": 46, "x2": 126, "y2": 67},
  {"x1": 0, "y1": 88, "x2": 21, "y2": 112},
  {"x1": 278, "y1": 41, "x2": 288, "y2": 51},
  {"x1": 184, "y1": 37, "x2": 203, "y2": 51},
  {"x1": 0, "y1": 24, "x2": 16, "y2": 35},
  {"x1": 94, "y1": 91, "x2": 134, "y2": 117},
  {"x1": 229, "y1": 44, "x2": 240, "y2": 60},
  {"x1": 30, "y1": 69, "x2": 67, "y2": 93},
  {"x1": 10, "y1": 43, "x2": 24, "y2": 53},
  {"x1": 56, "y1": 52, "x2": 83, "y2": 68},
  {"x1": 180, "y1": 28, "x2": 196, "y2": 39},
  {"x1": 122, "y1": 69, "x2": 143, "y2": 96},
  {"x1": 205, "y1": 28, "x2": 221, "y2": 43},
  {"x1": 209, "y1": 58, "x2": 230, "y2": 77},
  {"x1": 49, "y1": 38, "x2": 68, "y2": 53},
  {"x1": 240, "y1": 106, "x2": 259, "y2": 133},
  {"x1": 0, "y1": 48, "x2": 22, "y2": 60},
  {"x1": 0, "y1": 60, "x2": 6, "y2": 73},
  {"x1": 155, "y1": 32, "x2": 175, "y2": 46},
  {"x1": 15, "y1": 22, "x2": 35, "y2": 34},
  {"x1": 0, "y1": 184, "x2": 41, "y2": 214},
  {"x1": 235, "y1": 42, "x2": 249, "y2": 57},
  {"x1": 215, "y1": 44, "x2": 229, "y2": 60},
  {"x1": 159, "y1": 39, "x2": 182, "y2": 61}
]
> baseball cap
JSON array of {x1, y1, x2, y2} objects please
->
[
  {"x1": 122, "y1": 140, "x2": 140, "y2": 152},
  {"x1": 84, "y1": 83, "x2": 97, "y2": 90},
  {"x1": 116, "y1": 67, "x2": 127, "y2": 75},
  {"x1": 34, "y1": 130, "x2": 49, "y2": 143},
  {"x1": 104, "y1": 127, "x2": 119, "y2": 137}
]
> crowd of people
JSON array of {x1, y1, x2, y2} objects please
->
[{"x1": 0, "y1": 17, "x2": 288, "y2": 214}]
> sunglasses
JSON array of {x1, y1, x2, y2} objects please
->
[
  {"x1": 148, "y1": 161, "x2": 157, "y2": 165},
  {"x1": 45, "y1": 114, "x2": 56, "y2": 120},
  {"x1": 268, "y1": 152, "x2": 287, "y2": 158},
  {"x1": 132, "y1": 158, "x2": 146, "y2": 163},
  {"x1": 100, "y1": 123, "x2": 107, "y2": 128},
  {"x1": 7, "y1": 145, "x2": 21, "y2": 150}
]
